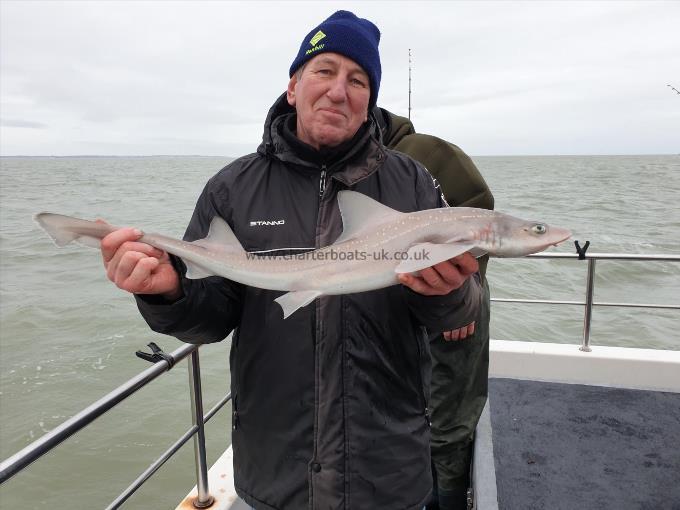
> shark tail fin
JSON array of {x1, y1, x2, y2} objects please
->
[{"x1": 34, "y1": 213, "x2": 114, "y2": 248}]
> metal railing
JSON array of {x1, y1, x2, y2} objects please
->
[
  {"x1": 491, "y1": 252, "x2": 680, "y2": 351},
  {"x1": 0, "y1": 342, "x2": 231, "y2": 509},
  {"x1": 1, "y1": 251, "x2": 678, "y2": 507}
]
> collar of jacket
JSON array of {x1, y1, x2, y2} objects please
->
[
  {"x1": 372, "y1": 106, "x2": 416, "y2": 149},
  {"x1": 257, "y1": 93, "x2": 386, "y2": 187}
]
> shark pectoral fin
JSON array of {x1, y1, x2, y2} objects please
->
[
  {"x1": 442, "y1": 236, "x2": 487, "y2": 258},
  {"x1": 185, "y1": 261, "x2": 215, "y2": 279},
  {"x1": 274, "y1": 290, "x2": 322, "y2": 319},
  {"x1": 394, "y1": 242, "x2": 476, "y2": 274}
]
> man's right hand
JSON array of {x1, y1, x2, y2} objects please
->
[
  {"x1": 443, "y1": 322, "x2": 475, "y2": 341},
  {"x1": 100, "y1": 225, "x2": 182, "y2": 300}
]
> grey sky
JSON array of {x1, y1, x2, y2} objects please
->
[{"x1": 1, "y1": 1, "x2": 678, "y2": 156}]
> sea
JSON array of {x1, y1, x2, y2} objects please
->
[{"x1": 1, "y1": 154, "x2": 679, "y2": 508}]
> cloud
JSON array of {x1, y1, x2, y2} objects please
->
[
  {"x1": 1, "y1": 1, "x2": 678, "y2": 156},
  {"x1": 1, "y1": 118, "x2": 47, "y2": 129}
]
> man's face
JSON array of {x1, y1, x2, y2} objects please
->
[{"x1": 287, "y1": 53, "x2": 371, "y2": 150}]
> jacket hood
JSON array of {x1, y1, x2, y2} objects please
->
[
  {"x1": 257, "y1": 93, "x2": 385, "y2": 175},
  {"x1": 373, "y1": 106, "x2": 415, "y2": 147},
  {"x1": 257, "y1": 93, "x2": 296, "y2": 157}
]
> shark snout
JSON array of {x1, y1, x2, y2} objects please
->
[
  {"x1": 542, "y1": 226, "x2": 572, "y2": 250},
  {"x1": 553, "y1": 227, "x2": 572, "y2": 245}
]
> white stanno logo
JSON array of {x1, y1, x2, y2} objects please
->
[{"x1": 250, "y1": 219, "x2": 285, "y2": 227}]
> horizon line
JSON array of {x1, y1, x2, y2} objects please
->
[{"x1": 1, "y1": 153, "x2": 677, "y2": 158}]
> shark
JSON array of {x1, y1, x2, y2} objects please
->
[{"x1": 35, "y1": 191, "x2": 571, "y2": 318}]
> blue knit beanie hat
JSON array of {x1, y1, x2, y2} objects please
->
[{"x1": 289, "y1": 10, "x2": 382, "y2": 108}]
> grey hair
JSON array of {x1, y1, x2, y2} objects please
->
[{"x1": 294, "y1": 62, "x2": 308, "y2": 80}]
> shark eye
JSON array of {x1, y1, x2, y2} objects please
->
[{"x1": 532, "y1": 224, "x2": 547, "y2": 235}]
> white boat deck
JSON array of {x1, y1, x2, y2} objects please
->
[
  {"x1": 175, "y1": 446, "x2": 247, "y2": 510},
  {"x1": 489, "y1": 340, "x2": 680, "y2": 393}
]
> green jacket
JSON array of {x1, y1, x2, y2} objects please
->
[{"x1": 375, "y1": 108, "x2": 494, "y2": 278}]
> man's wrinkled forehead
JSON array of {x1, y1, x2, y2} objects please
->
[{"x1": 306, "y1": 53, "x2": 370, "y2": 79}]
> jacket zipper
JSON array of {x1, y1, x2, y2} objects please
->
[
  {"x1": 232, "y1": 392, "x2": 239, "y2": 431},
  {"x1": 414, "y1": 331, "x2": 430, "y2": 428},
  {"x1": 311, "y1": 162, "x2": 328, "y2": 507},
  {"x1": 318, "y1": 165, "x2": 327, "y2": 199}
]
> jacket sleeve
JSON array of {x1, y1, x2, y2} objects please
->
[
  {"x1": 134, "y1": 171, "x2": 244, "y2": 344},
  {"x1": 402, "y1": 165, "x2": 483, "y2": 332}
]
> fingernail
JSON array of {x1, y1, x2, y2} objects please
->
[{"x1": 133, "y1": 229, "x2": 143, "y2": 237}]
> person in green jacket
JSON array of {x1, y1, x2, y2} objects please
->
[{"x1": 374, "y1": 107, "x2": 494, "y2": 510}]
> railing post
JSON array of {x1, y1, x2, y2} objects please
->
[
  {"x1": 581, "y1": 258, "x2": 596, "y2": 352},
  {"x1": 188, "y1": 349, "x2": 214, "y2": 508}
]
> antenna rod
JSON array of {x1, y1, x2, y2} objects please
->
[
  {"x1": 408, "y1": 49, "x2": 412, "y2": 120},
  {"x1": 668, "y1": 84, "x2": 680, "y2": 95}
]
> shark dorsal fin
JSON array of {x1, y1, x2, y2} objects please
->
[
  {"x1": 185, "y1": 217, "x2": 244, "y2": 279},
  {"x1": 334, "y1": 191, "x2": 404, "y2": 244},
  {"x1": 191, "y1": 216, "x2": 244, "y2": 252}
]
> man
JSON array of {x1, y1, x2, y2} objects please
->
[
  {"x1": 100, "y1": 11, "x2": 482, "y2": 510},
  {"x1": 375, "y1": 108, "x2": 494, "y2": 510}
]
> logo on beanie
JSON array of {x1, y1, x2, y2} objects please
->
[{"x1": 309, "y1": 30, "x2": 326, "y2": 46}]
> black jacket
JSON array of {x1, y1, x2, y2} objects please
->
[{"x1": 136, "y1": 94, "x2": 481, "y2": 510}]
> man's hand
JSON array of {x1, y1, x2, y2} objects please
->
[
  {"x1": 397, "y1": 252, "x2": 479, "y2": 296},
  {"x1": 443, "y1": 322, "x2": 475, "y2": 341},
  {"x1": 99, "y1": 224, "x2": 182, "y2": 300}
]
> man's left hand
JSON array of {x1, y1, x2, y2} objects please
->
[{"x1": 397, "y1": 252, "x2": 479, "y2": 296}]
